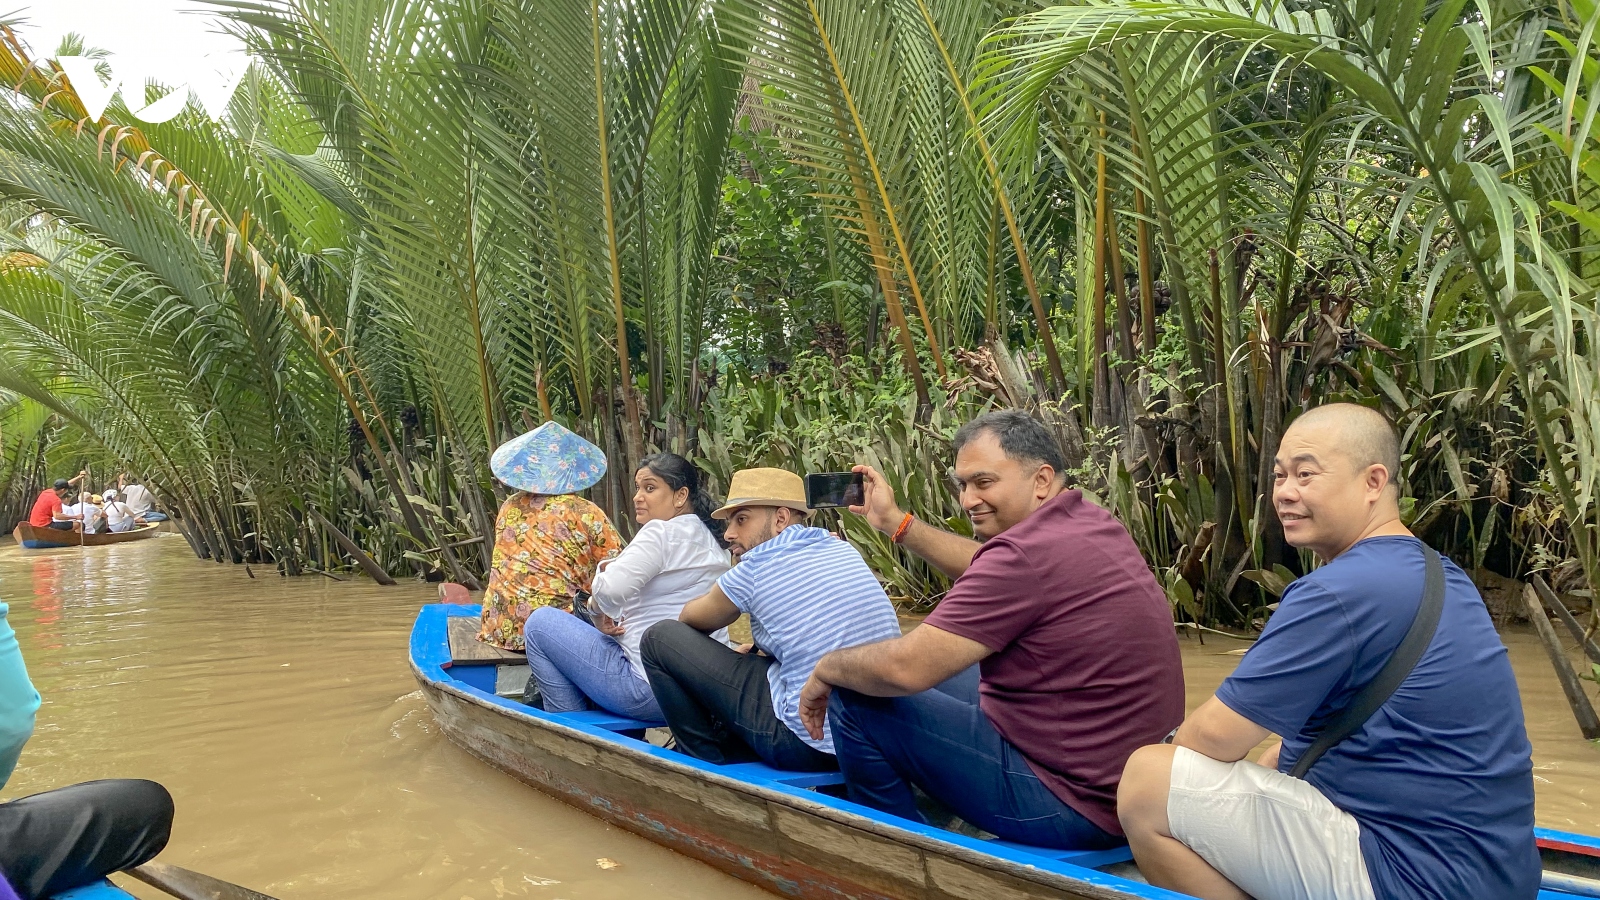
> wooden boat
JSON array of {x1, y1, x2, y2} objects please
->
[
  {"x1": 12, "y1": 522, "x2": 161, "y2": 549},
  {"x1": 411, "y1": 603, "x2": 1600, "y2": 900}
]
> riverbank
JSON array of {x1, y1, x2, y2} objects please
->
[{"x1": 2, "y1": 537, "x2": 1596, "y2": 898}]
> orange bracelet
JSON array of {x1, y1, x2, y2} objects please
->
[{"x1": 891, "y1": 512, "x2": 914, "y2": 544}]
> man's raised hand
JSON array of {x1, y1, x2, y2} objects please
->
[{"x1": 849, "y1": 464, "x2": 904, "y2": 536}]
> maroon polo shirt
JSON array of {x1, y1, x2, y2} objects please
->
[{"x1": 924, "y1": 489, "x2": 1184, "y2": 835}]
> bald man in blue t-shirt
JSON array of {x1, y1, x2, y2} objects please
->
[{"x1": 1117, "y1": 404, "x2": 1538, "y2": 900}]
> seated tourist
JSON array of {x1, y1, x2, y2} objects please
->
[
  {"x1": 1116, "y1": 403, "x2": 1537, "y2": 900},
  {"x1": 101, "y1": 490, "x2": 144, "y2": 533},
  {"x1": 61, "y1": 494, "x2": 104, "y2": 535},
  {"x1": 523, "y1": 453, "x2": 731, "y2": 720},
  {"x1": 81, "y1": 495, "x2": 107, "y2": 535},
  {"x1": 27, "y1": 476, "x2": 85, "y2": 532},
  {"x1": 117, "y1": 476, "x2": 166, "y2": 522},
  {"x1": 797, "y1": 410, "x2": 1183, "y2": 850},
  {"x1": 640, "y1": 468, "x2": 900, "y2": 771},
  {"x1": 0, "y1": 599, "x2": 173, "y2": 898},
  {"x1": 478, "y1": 422, "x2": 621, "y2": 651}
]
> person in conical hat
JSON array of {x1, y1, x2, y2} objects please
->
[{"x1": 477, "y1": 422, "x2": 622, "y2": 652}]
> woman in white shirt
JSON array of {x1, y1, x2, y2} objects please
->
[
  {"x1": 102, "y1": 490, "x2": 143, "y2": 533},
  {"x1": 522, "y1": 453, "x2": 730, "y2": 721}
]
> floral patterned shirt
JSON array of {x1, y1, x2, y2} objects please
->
[{"x1": 478, "y1": 493, "x2": 622, "y2": 650}]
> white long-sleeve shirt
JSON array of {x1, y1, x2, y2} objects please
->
[
  {"x1": 121, "y1": 484, "x2": 155, "y2": 515},
  {"x1": 590, "y1": 514, "x2": 731, "y2": 680}
]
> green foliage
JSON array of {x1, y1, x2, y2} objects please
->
[
  {"x1": 694, "y1": 350, "x2": 984, "y2": 606},
  {"x1": 0, "y1": 0, "x2": 1594, "y2": 622}
]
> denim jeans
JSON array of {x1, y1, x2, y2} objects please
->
[
  {"x1": 523, "y1": 605, "x2": 663, "y2": 722},
  {"x1": 829, "y1": 667, "x2": 1122, "y2": 850},
  {"x1": 640, "y1": 620, "x2": 836, "y2": 771}
]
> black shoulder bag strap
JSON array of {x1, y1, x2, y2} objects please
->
[{"x1": 1289, "y1": 543, "x2": 1446, "y2": 779}]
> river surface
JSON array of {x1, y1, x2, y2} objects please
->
[{"x1": 2, "y1": 537, "x2": 1598, "y2": 899}]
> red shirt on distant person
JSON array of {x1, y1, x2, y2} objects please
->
[
  {"x1": 28, "y1": 490, "x2": 62, "y2": 528},
  {"x1": 923, "y1": 489, "x2": 1185, "y2": 835}
]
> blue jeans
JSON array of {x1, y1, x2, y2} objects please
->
[
  {"x1": 523, "y1": 606, "x2": 663, "y2": 722},
  {"x1": 139, "y1": 511, "x2": 168, "y2": 521},
  {"x1": 829, "y1": 667, "x2": 1122, "y2": 850}
]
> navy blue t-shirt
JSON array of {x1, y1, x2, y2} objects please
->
[{"x1": 1217, "y1": 536, "x2": 1537, "y2": 900}]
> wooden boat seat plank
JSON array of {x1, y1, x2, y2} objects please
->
[{"x1": 447, "y1": 617, "x2": 525, "y2": 666}]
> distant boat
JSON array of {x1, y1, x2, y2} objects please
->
[
  {"x1": 410, "y1": 603, "x2": 1600, "y2": 900},
  {"x1": 12, "y1": 522, "x2": 162, "y2": 549}
]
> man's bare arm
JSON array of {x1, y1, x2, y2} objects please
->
[
  {"x1": 798, "y1": 625, "x2": 990, "y2": 739},
  {"x1": 849, "y1": 465, "x2": 979, "y2": 579},
  {"x1": 894, "y1": 517, "x2": 980, "y2": 580},
  {"x1": 1173, "y1": 696, "x2": 1271, "y2": 763},
  {"x1": 815, "y1": 623, "x2": 987, "y2": 695},
  {"x1": 678, "y1": 583, "x2": 741, "y2": 633}
]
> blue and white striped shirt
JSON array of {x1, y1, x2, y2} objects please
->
[{"x1": 717, "y1": 524, "x2": 900, "y2": 752}]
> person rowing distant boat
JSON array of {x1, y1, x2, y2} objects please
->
[
  {"x1": 1116, "y1": 403, "x2": 1538, "y2": 900},
  {"x1": 25, "y1": 473, "x2": 88, "y2": 532}
]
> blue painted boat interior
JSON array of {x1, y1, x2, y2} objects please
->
[
  {"x1": 414, "y1": 604, "x2": 1599, "y2": 900},
  {"x1": 50, "y1": 880, "x2": 133, "y2": 900},
  {"x1": 413, "y1": 603, "x2": 1180, "y2": 898}
]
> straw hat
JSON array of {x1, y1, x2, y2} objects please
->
[
  {"x1": 711, "y1": 468, "x2": 810, "y2": 520},
  {"x1": 490, "y1": 421, "x2": 607, "y2": 495}
]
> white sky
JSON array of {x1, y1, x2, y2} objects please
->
[{"x1": 7, "y1": 1, "x2": 249, "y2": 92}]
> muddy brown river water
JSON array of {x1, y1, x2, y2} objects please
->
[{"x1": 2, "y1": 536, "x2": 1597, "y2": 898}]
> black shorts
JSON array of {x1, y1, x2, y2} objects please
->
[{"x1": 45, "y1": 521, "x2": 74, "y2": 531}]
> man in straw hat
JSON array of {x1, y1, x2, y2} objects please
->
[
  {"x1": 797, "y1": 409, "x2": 1183, "y2": 850},
  {"x1": 640, "y1": 467, "x2": 900, "y2": 771}
]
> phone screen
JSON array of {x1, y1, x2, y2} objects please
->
[{"x1": 805, "y1": 472, "x2": 864, "y2": 509}]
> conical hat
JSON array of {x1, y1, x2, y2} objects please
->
[{"x1": 490, "y1": 422, "x2": 607, "y2": 495}]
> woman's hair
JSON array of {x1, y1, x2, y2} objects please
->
[{"x1": 638, "y1": 452, "x2": 727, "y2": 547}]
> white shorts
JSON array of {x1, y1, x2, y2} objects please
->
[{"x1": 1168, "y1": 747, "x2": 1376, "y2": 900}]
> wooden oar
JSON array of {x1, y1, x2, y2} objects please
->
[{"x1": 125, "y1": 863, "x2": 281, "y2": 900}]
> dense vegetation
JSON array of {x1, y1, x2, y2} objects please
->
[{"x1": 0, "y1": 0, "x2": 1594, "y2": 625}]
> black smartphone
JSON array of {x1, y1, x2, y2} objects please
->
[{"x1": 805, "y1": 472, "x2": 864, "y2": 509}]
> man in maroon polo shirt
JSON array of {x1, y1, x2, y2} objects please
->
[{"x1": 798, "y1": 410, "x2": 1183, "y2": 848}]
